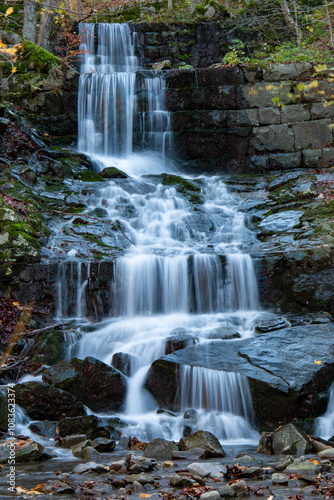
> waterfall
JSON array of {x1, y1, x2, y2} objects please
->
[
  {"x1": 315, "y1": 385, "x2": 334, "y2": 439},
  {"x1": 179, "y1": 366, "x2": 258, "y2": 441},
  {"x1": 50, "y1": 22, "x2": 264, "y2": 444}
]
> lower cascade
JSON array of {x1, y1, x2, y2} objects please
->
[
  {"x1": 316, "y1": 385, "x2": 334, "y2": 440},
  {"x1": 41, "y1": 21, "x2": 263, "y2": 445}
]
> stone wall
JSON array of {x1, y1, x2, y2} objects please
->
[{"x1": 163, "y1": 62, "x2": 334, "y2": 173}]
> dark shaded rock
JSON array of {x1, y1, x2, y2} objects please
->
[
  {"x1": 61, "y1": 434, "x2": 87, "y2": 448},
  {"x1": 58, "y1": 415, "x2": 118, "y2": 440},
  {"x1": 170, "y1": 474, "x2": 196, "y2": 487},
  {"x1": 31, "y1": 329, "x2": 69, "y2": 365},
  {"x1": 172, "y1": 448, "x2": 207, "y2": 460},
  {"x1": 183, "y1": 408, "x2": 198, "y2": 437},
  {"x1": 29, "y1": 421, "x2": 58, "y2": 439},
  {"x1": 272, "y1": 423, "x2": 313, "y2": 455},
  {"x1": 15, "y1": 382, "x2": 85, "y2": 420},
  {"x1": 112, "y1": 352, "x2": 141, "y2": 377},
  {"x1": 35, "y1": 481, "x2": 75, "y2": 494},
  {"x1": 126, "y1": 453, "x2": 157, "y2": 472},
  {"x1": 100, "y1": 167, "x2": 128, "y2": 178},
  {"x1": 145, "y1": 358, "x2": 179, "y2": 410},
  {"x1": 179, "y1": 430, "x2": 225, "y2": 458},
  {"x1": 165, "y1": 335, "x2": 197, "y2": 354},
  {"x1": 71, "y1": 439, "x2": 91, "y2": 458},
  {"x1": 72, "y1": 461, "x2": 109, "y2": 474},
  {"x1": 257, "y1": 432, "x2": 273, "y2": 454},
  {"x1": 255, "y1": 317, "x2": 290, "y2": 333},
  {"x1": 91, "y1": 437, "x2": 116, "y2": 453},
  {"x1": 42, "y1": 356, "x2": 127, "y2": 412},
  {"x1": 143, "y1": 438, "x2": 178, "y2": 459}
]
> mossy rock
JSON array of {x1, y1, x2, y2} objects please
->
[
  {"x1": 99, "y1": 167, "x2": 128, "y2": 179},
  {"x1": 0, "y1": 393, "x2": 8, "y2": 432},
  {"x1": 162, "y1": 174, "x2": 202, "y2": 203},
  {"x1": 16, "y1": 42, "x2": 64, "y2": 75},
  {"x1": 73, "y1": 169, "x2": 104, "y2": 182},
  {"x1": 31, "y1": 329, "x2": 69, "y2": 365}
]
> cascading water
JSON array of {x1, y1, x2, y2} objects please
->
[
  {"x1": 315, "y1": 385, "x2": 334, "y2": 439},
  {"x1": 50, "y1": 22, "x2": 263, "y2": 444}
]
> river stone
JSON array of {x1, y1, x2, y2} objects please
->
[
  {"x1": 71, "y1": 439, "x2": 91, "y2": 458},
  {"x1": 187, "y1": 462, "x2": 227, "y2": 478},
  {"x1": 15, "y1": 382, "x2": 85, "y2": 420},
  {"x1": 170, "y1": 475, "x2": 196, "y2": 487},
  {"x1": 124, "y1": 473, "x2": 155, "y2": 485},
  {"x1": 91, "y1": 437, "x2": 116, "y2": 453},
  {"x1": 72, "y1": 461, "x2": 109, "y2": 474},
  {"x1": 29, "y1": 421, "x2": 58, "y2": 439},
  {"x1": 284, "y1": 461, "x2": 321, "y2": 475},
  {"x1": 275, "y1": 455, "x2": 294, "y2": 471},
  {"x1": 272, "y1": 473, "x2": 289, "y2": 485},
  {"x1": 200, "y1": 491, "x2": 221, "y2": 500},
  {"x1": 259, "y1": 210, "x2": 303, "y2": 234},
  {"x1": 318, "y1": 448, "x2": 334, "y2": 460},
  {"x1": 217, "y1": 485, "x2": 236, "y2": 497},
  {"x1": 255, "y1": 317, "x2": 289, "y2": 333},
  {"x1": 272, "y1": 424, "x2": 313, "y2": 455},
  {"x1": 82, "y1": 445, "x2": 104, "y2": 460},
  {"x1": 232, "y1": 480, "x2": 248, "y2": 495},
  {"x1": 61, "y1": 435, "x2": 86, "y2": 448},
  {"x1": 172, "y1": 448, "x2": 207, "y2": 460},
  {"x1": 36, "y1": 481, "x2": 75, "y2": 494},
  {"x1": 179, "y1": 430, "x2": 226, "y2": 458},
  {"x1": 143, "y1": 438, "x2": 178, "y2": 459},
  {"x1": 42, "y1": 356, "x2": 127, "y2": 412}
]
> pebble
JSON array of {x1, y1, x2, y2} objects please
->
[
  {"x1": 199, "y1": 490, "x2": 221, "y2": 500},
  {"x1": 272, "y1": 472, "x2": 289, "y2": 485}
]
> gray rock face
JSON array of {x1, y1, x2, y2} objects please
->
[
  {"x1": 179, "y1": 430, "x2": 226, "y2": 458},
  {"x1": 272, "y1": 424, "x2": 313, "y2": 455},
  {"x1": 143, "y1": 438, "x2": 178, "y2": 460},
  {"x1": 259, "y1": 210, "x2": 303, "y2": 234}
]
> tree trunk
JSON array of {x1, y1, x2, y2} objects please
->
[
  {"x1": 23, "y1": 0, "x2": 36, "y2": 43},
  {"x1": 38, "y1": 0, "x2": 56, "y2": 50},
  {"x1": 168, "y1": 0, "x2": 173, "y2": 11},
  {"x1": 279, "y1": 0, "x2": 296, "y2": 33}
]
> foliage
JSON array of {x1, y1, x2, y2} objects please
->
[{"x1": 222, "y1": 39, "x2": 249, "y2": 65}]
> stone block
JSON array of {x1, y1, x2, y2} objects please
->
[
  {"x1": 166, "y1": 88, "x2": 194, "y2": 111},
  {"x1": 302, "y1": 149, "x2": 323, "y2": 167},
  {"x1": 281, "y1": 104, "x2": 310, "y2": 123},
  {"x1": 195, "y1": 85, "x2": 236, "y2": 110},
  {"x1": 172, "y1": 110, "x2": 227, "y2": 131},
  {"x1": 250, "y1": 124, "x2": 294, "y2": 153},
  {"x1": 165, "y1": 69, "x2": 195, "y2": 88},
  {"x1": 196, "y1": 67, "x2": 245, "y2": 86},
  {"x1": 250, "y1": 155, "x2": 269, "y2": 171},
  {"x1": 263, "y1": 63, "x2": 312, "y2": 82},
  {"x1": 311, "y1": 102, "x2": 334, "y2": 119},
  {"x1": 241, "y1": 64, "x2": 263, "y2": 84},
  {"x1": 236, "y1": 83, "x2": 292, "y2": 109},
  {"x1": 268, "y1": 152, "x2": 302, "y2": 170},
  {"x1": 227, "y1": 109, "x2": 259, "y2": 127},
  {"x1": 259, "y1": 107, "x2": 281, "y2": 125},
  {"x1": 322, "y1": 147, "x2": 334, "y2": 163},
  {"x1": 145, "y1": 32, "x2": 161, "y2": 44},
  {"x1": 293, "y1": 119, "x2": 332, "y2": 149},
  {"x1": 295, "y1": 80, "x2": 334, "y2": 103}
]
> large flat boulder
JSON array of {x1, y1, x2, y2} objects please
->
[{"x1": 145, "y1": 324, "x2": 334, "y2": 424}]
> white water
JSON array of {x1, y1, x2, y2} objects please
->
[
  {"x1": 316, "y1": 385, "x2": 334, "y2": 439},
  {"x1": 50, "y1": 22, "x2": 263, "y2": 444}
]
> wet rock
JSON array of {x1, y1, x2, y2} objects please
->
[
  {"x1": 200, "y1": 491, "x2": 221, "y2": 500},
  {"x1": 143, "y1": 438, "x2": 178, "y2": 460},
  {"x1": 72, "y1": 461, "x2": 109, "y2": 474},
  {"x1": 15, "y1": 382, "x2": 86, "y2": 420},
  {"x1": 126, "y1": 453, "x2": 157, "y2": 472},
  {"x1": 28, "y1": 421, "x2": 58, "y2": 439},
  {"x1": 82, "y1": 445, "x2": 104, "y2": 460},
  {"x1": 109, "y1": 459, "x2": 127, "y2": 472},
  {"x1": 257, "y1": 432, "x2": 273, "y2": 454},
  {"x1": 179, "y1": 430, "x2": 226, "y2": 458},
  {"x1": 91, "y1": 437, "x2": 116, "y2": 453},
  {"x1": 272, "y1": 423, "x2": 313, "y2": 455},
  {"x1": 259, "y1": 210, "x2": 304, "y2": 234},
  {"x1": 100, "y1": 167, "x2": 128, "y2": 178},
  {"x1": 216, "y1": 484, "x2": 236, "y2": 497},
  {"x1": 58, "y1": 415, "x2": 118, "y2": 440},
  {"x1": 183, "y1": 408, "x2": 198, "y2": 437},
  {"x1": 42, "y1": 356, "x2": 127, "y2": 412},
  {"x1": 61, "y1": 434, "x2": 87, "y2": 448},
  {"x1": 35, "y1": 480, "x2": 75, "y2": 494},
  {"x1": 131, "y1": 480, "x2": 145, "y2": 493},
  {"x1": 255, "y1": 317, "x2": 289, "y2": 333},
  {"x1": 112, "y1": 352, "x2": 141, "y2": 377},
  {"x1": 187, "y1": 462, "x2": 227, "y2": 478},
  {"x1": 275, "y1": 455, "x2": 294, "y2": 471},
  {"x1": 170, "y1": 474, "x2": 196, "y2": 487},
  {"x1": 172, "y1": 448, "x2": 206, "y2": 460},
  {"x1": 284, "y1": 460, "x2": 321, "y2": 475},
  {"x1": 71, "y1": 439, "x2": 91, "y2": 458},
  {"x1": 0, "y1": 439, "x2": 48, "y2": 463},
  {"x1": 232, "y1": 480, "x2": 248, "y2": 496},
  {"x1": 318, "y1": 448, "x2": 334, "y2": 460},
  {"x1": 124, "y1": 473, "x2": 155, "y2": 485},
  {"x1": 272, "y1": 473, "x2": 289, "y2": 485},
  {"x1": 165, "y1": 335, "x2": 197, "y2": 354}
]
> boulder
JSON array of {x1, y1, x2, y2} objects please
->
[
  {"x1": 272, "y1": 424, "x2": 313, "y2": 455},
  {"x1": 284, "y1": 460, "x2": 321, "y2": 475},
  {"x1": 318, "y1": 448, "x2": 334, "y2": 460},
  {"x1": 91, "y1": 437, "x2": 116, "y2": 453},
  {"x1": 29, "y1": 421, "x2": 58, "y2": 439},
  {"x1": 72, "y1": 461, "x2": 109, "y2": 474},
  {"x1": 112, "y1": 352, "x2": 141, "y2": 377},
  {"x1": 61, "y1": 435, "x2": 87, "y2": 448},
  {"x1": 58, "y1": 415, "x2": 118, "y2": 440},
  {"x1": 71, "y1": 439, "x2": 91, "y2": 458},
  {"x1": 42, "y1": 356, "x2": 127, "y2": 412},
  {"x1": 165, "y1": 335, "x2": 197, "y2": 354},
  {"x1": 126, "y1": 454, "x2": 157, "y2": 472},
  {"x1": 15, "y1": 382, "x2": 85, "y2": 420},
  {"x1": 143, "y1": 438, "x2": 178, "y2": 460},
  {"x1": 99, "y1": 167, "x2": 128, "y2": 179},
  {"x1": 0, "y1": 439, "x2": 49, "y2": 463},
  {"x1": 179, "y1": 430, "x2": 225, "y2": 458}
]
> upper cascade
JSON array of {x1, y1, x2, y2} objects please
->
[{"x1": 77, "y1": 22, "x2": 172, "y2": 161}]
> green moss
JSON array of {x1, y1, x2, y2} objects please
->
[
  {"x1": 31, "y1": 330, "x2": 68, "y2": 365},
  {"x1": 162, "y1": 174, "x2": 202, "y2": 203},
  {"x1": 16, "y1": 42, "x2": 63, "y2": 75},
  {"x1": 83, "y1": 234, "x2": 108, "y2": 247},
  {"x1": 100, "y1": 167, "x2": 128, "y2": 179},
  {"x1": 73, "y1": 169, "x2": 104, "y2": 182}
]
